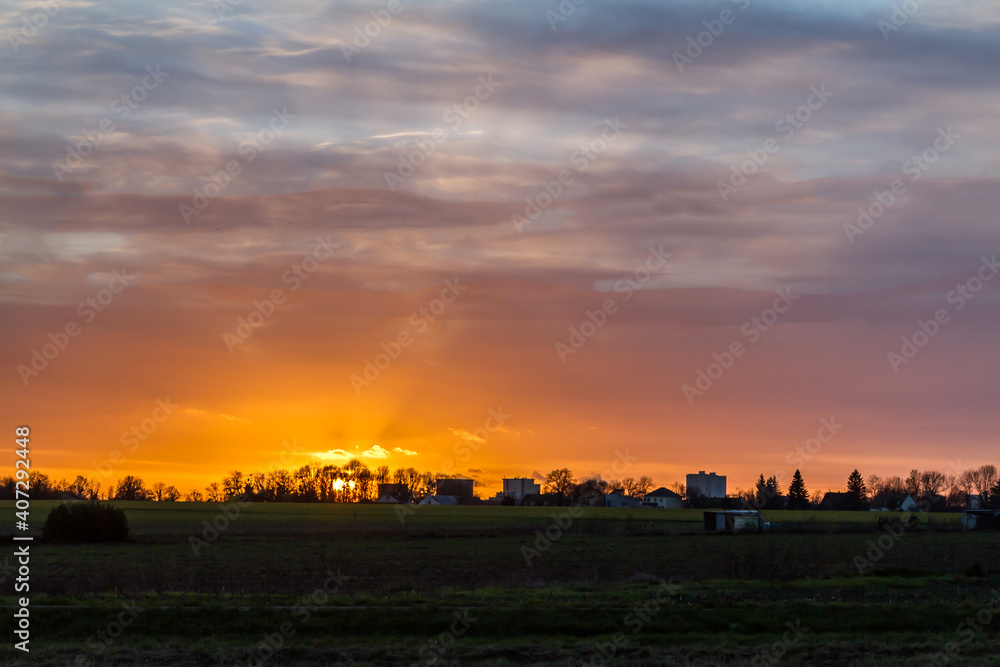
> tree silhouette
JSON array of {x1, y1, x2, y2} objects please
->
[
  {"x1": 846, "y1": 469, "x2": 868, "y2": 510},
  {"x1": 114, "y1": 475, "x2": 148, "y2": 501},
  {"x1": 787, "y1": 469, "x2": 809, "y2": 510},
  {"x1": 544, "y1": 468, "x2": 577, "y2": 502}
]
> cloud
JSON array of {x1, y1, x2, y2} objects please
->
[
  {"x1": 449, "y1": 428, "x2": 486, "y2": 445},
  {"x1": 312, "y1": 450, "x2": 353, "y2": 461},
  {"x1": 183, "y1": 408, "x2": 249, "y2": 424},
  {"x1": 392, "y1": 447, "x2": 418, "y2": 456},
  {"x1": 361, "y1": 444, "x2": 390, "y2": 459}
]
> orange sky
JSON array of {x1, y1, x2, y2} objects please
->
[{"x1": 2, "y1": 1, "x2": 1000, "y2": 498}]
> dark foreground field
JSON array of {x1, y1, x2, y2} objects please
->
[{"x1": 2, "y1": 502, "x2": 999, "y2": 665}]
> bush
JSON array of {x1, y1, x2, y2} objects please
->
[{"x1": 42, "y1": 502, "x2": 129, "y2": 543}]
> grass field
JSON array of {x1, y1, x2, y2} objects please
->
[{"x1": 2, "y1": 501, "x2": 998, "y2": 665}]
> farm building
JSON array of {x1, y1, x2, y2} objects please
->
[
  {"x1": 375, "y1": 483, "x2": 410, "y2": 503},
  {"x1": 704, "y1": 510, "x2": 767, "y2": 533},
  {"x1": 436, "y1": 478, "x2": 474, "y2": 503},
  {"x1": 960, "y1": 510, "x2": 1000, "y2": 530},
  {"x1": 418, "y1": 495, "x2": 459, "y2": 506},
  {"x1": 643, "y1": 487, "x2": 683, "y2": 509}
]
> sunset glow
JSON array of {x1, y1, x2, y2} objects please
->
[{"x1": 2, "y1": 0, "x2": 999, "y2": 500}]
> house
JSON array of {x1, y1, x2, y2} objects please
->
[
  {"x1": 375, "y1": 483, "x2": 410, "y2": 503},
  {"x1": 819, "y1": 492, "x2": 857, "y2": 511},
  {"x1": 643, "y1": 487, "x2": 683, "y2": 509},
  {"x1": 502, "y1": 477, "x2": 540, "y2": 502},
  {"x1": 870, "y1": 492, "x2": 919, "y2": 512},
  {"x1": 605, "y1": 492, "x2": 643, "y2": 508},
  {"x1": 686, "y1": 471, "x2": 726, "y2": 499},
  {"x1": 704, "y1": 510, "x2": 767, "y2": 533},
  {"x1": 418, "y1": 495, "x2": 459, "y2": 506}
]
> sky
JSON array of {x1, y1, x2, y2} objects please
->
[{"x1": 2, "y1": 0, "x2": 999, "y2": 497}]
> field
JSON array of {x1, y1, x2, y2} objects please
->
[{"x1": 2, "y1": 502, "x2": 999, "y2": 665}]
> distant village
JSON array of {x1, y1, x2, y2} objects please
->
[
  {"x1": 383, "y1": 467, "x2": 1000, "y2": 516},
  {"x1": 5, "y1": 463, "x2": 999, "y2": 525}
]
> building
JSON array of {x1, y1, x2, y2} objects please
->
[
  {"x1": 643, "y1": 487, "x2": 683, "y2": 509},
  {"x1": 686, "y1": 471, "x2": 726, "y2": 499},
  {"x1": 502, "y1": 477, "x2": 540, "y2": 502},
  {"x1": 704, "y1": 510, "x2": 767, "y2": 533},
  {"x1": 375, "y1": 483, "x2": 409, "y2": 503},
  {"x1": 605, "y1": 492, "x2": 643, "y2": 508},
  {"x1": 418, "y1": 495, "x2": 459, "y2": 506},
  {"x1": 436, "y1": 478, "x2": 474, "y2": 503},
  {"x1": 871, "y1": 492, "x2": 919, "y2": 512}
]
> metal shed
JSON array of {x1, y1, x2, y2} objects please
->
[{"x1": 704, "y1": 510, "x2": 766, "y2": 533}]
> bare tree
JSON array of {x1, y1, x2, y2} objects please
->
[
  {"x1": 222, "y1": 470, "x2": 245, "y2": 500},
  {"x1": 114, "y1": 475, "x2": 148, "y2": 501},
  {"x1": 919, "y1": 470, "x2": 947, "y2": 497},
  {"x1": 185, "y1": 489, "x2": 204, "y2": 502},
  {"x1": 632, "y1": 475, "x2": 654, "y2": 497},
  {"x1": 543, "y1": 468, "x2": 577, "y2": 501},
  {"x1": 152, "y1": 481, "x2": 167, "y2": 501},
  {"x1": 205, "y1": 482, "x2": 223, "y2": 502}
]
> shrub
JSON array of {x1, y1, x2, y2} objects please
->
[{"x1": 42, "y1": 502, "x2": 129, "y2": 543}]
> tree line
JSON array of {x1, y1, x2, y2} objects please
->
[
  {"x1": 3, "y1": 462, "x2": 997, "y2": 509},
  {"x1": 737, "y1": 465, "x2": 1000, "y2": 511}
]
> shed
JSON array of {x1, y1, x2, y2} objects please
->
[{"x1": 704, "y1": 510, "x2": 766, "y2": 533}]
